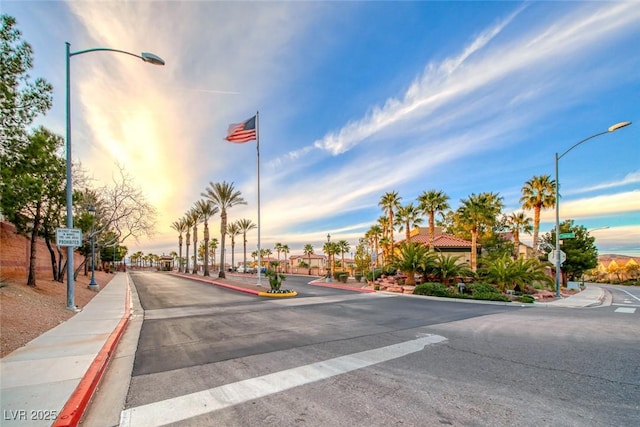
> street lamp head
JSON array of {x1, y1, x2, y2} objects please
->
[
  {"x1": 141, "y1": 52, "x2": 165, "y2": 66},
  {"x1": 608, "y1": 121, "x2": 631, "y2": 132},
  {"x1": 88, "y1": 205, "x2": 96, "y2": 215},
  {"x1": 327, "y1": 233, "x2": 331, "y2": 242}
]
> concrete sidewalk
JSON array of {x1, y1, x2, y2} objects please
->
[
  {"x1": 0, "y1": 273, "x2": 130, "y2": 427},
  {"x1": 0, "y1": 274, "x2": 608, "y2": 427}
]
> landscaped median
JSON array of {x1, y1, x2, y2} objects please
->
[{"x1": 257, "y1": 290, "x2": 298, "y2": 298}]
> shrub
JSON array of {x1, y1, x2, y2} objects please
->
[
  {"x1": 413, "y1": 282, "x2": 453, "y2": 297},
  {"x1": 517, "y1": 295, "x2": 535, "y2": 303},
  {"x1": 468, "y1": 282, "x2": 510, "y2": 302},
  {"x1": 355, "y1": 273, "x2": 363, "y2": 282},
  {"x1": 338, "y1": 273, "x2": 347, "y2": 283}
]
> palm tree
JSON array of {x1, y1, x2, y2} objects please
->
[
  {"x1": 323, "y1": 241, "x2": 339, "y2": 278},
  {"x1": 274, "y1": 242, "x2": 283, "y2": 272},
  {"x1": 431, "y1": 254, "x2": 473, "y2": 287},
  {"x1": 185, "y1": 208, "x2": 202, "y2": 274},
  {"x1": 481, "y1": 255, "x2": 551, "y2": 292},
  {"x1": 237, "y1": 218, "x2": 256, "y2": 272},
  {"x1": 193, "y1": 199, "x2": 219, "y2": 276},
  {"x1": 209, "y1": 238, "x2": 219, "y2": 272},
  {"x1": 183, "y1": 214, "x2": 194, "y2": 273},
  {"x1": 170, "y1": 218, "x2": 188, "y2": 272},
  {"x1": 506, "y1": 212, "x2": 533, "y2": 258},
  {"x1": 520, "y1": 175, "x2": 556, "y2": 252},
  {"x1": 281, "y1": 244, "x2": 290, "y2": 273},
  {"x1": 337, "y1": 240, "x2": 350, "y2": 272},
  {"x1": 457, "y1": 192, "x2": 503, "y2": 272},
  {"x1": 202, "y1": 181, "x2": 247, "y2": 278},
  {"x1": 379, "y1": 191, "x2": 401, "y2": 252},
  {"x1": 390, "y1": 242, "x2": 435, "y2": 286},
  {"x1": 395, "y1": 203, "x2": 423, "y2": 243},
  {"x1": 303, "y1": 244, "x2": 314, "y2": 275},
  {"x1": 227, "y1": 221, "x2": 241, "y2": 271},
  {"x1": 417, "y1": 189, "x2": 450, "y2": 251},
  {"x1": 169, "y1": 251, "x2": 178, "y2": 270},
  {"x1": 367, "y1": 225, "x2": 382, "y2": 267}
]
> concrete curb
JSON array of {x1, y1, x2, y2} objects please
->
[
  {"x1": 311, "y1": 281, "x2": 375, "y2": 293},
  {"x1": 52, "y1": 275, "x2": 132, "y2": 427},
  {"x1": 170, "y1": 272, "x2": 261, "y2": 295}
]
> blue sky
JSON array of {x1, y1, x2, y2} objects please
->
[{"x1": 6, "y1": 1, "x2": 640, "y2": 260}]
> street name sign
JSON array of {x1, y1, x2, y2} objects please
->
[
  {"x1": 559, "y1": 232, "x2": 575, "y2": 239},
  {"x1": 56, "y1": 228, "x2": 83, "y2": 247},
  {"x1": 548, "y1": 249, "x2": 566, "y2": 265}
]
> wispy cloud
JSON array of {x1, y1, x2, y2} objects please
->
[{"x1": 567, "y1": 171, "x2": 640, "y2": 195}]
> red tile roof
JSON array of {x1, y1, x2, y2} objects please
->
[{"x1": 400, "y1": 229, "x2": 475, "y2": 248}]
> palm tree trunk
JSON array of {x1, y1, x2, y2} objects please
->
[
  {"x1": 429, "y1": 213, "x2": 435, "y2": 251},
  {"x1": 533, "y1": 206, "x2": 541, "y2": 251},
  {"x1": 471, "y1": 228, "x2": 478, "y2": 272},
  {"x1": 219, "y1": 211, "x2": 227, "y2": 278}
]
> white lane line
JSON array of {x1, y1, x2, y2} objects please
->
[
  {"x1": 618, "y1": 289, "x2": 640, "y2": 302},
  {"x1": 119, "y1": 334, "x2": 447, "y2": 426},
  {"x1": 614, "y1": 307, "x2": 636, "y2": 314}
]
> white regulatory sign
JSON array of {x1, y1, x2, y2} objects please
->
[
  {"x1": 547, "y1": 249, "x2": 567, "y2": 265},
  {"x1": 56, "y1": 228, "x2": 83, "y2": 247}
]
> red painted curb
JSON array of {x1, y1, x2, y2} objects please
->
[
  {"x1": 170, "y1": 272, "x2": 261, "y2": 295},
  {"x1": 52, "y1": 278, "x2": 132, "y2": 427}
]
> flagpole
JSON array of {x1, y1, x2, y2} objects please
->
[{"x1": 256, "y1": 111, "x2": 262, "y2": 286}]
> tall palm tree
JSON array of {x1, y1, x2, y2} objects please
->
[
  {"x1": 193, "y1": 199, "x2": 219, "y2": 276},
  {"x1": 170, "y1": 218, "x2": 188, "y2": 272},
  {"x1": 395, "y1": 203, "x2": 423, "y2": 243},
  {"x1": 227, "y1": 221, "x2": 241, "y2": 271},
  {"x1": 457, "y1": 192, "x2": 503, "y2": 272},
  {"x1": 506, "y1": 212, "x2": 533, "y2": 258},
  {"x1": 520, "y1": 175, "x2": 556, "y2": 252},
  {"x1": 303, "y1": 244, "x2": 314, "y2": 275},
  {"x1": 323, "y1": 241, "x2": 339, "y2": 278},
  {"x1": 379, "y1": 191, "x2": 401, "y2": 252},
  {"x1": 337, "y1": 240, "x2": 350, "y2": 272},
  {"x1": 183, "y1": 214, "x2": 194, "y2": 274},
  {"x1": 281, "y1": 244, "x2": 290, "y2": 273},
  {"x1": 367, "y1": 224, "x2": 382, "y2": 267},
  {"x1": 417, "y1": 189, "x2": 450, "y2": 251},
  {"x1": 186, "y1": 208, "x2": 202, "y2": 274},
  {"x1": 209, "y1": 238, "x2": 219, "y2": 272},
  {"x1": 274, "y1": 242, "x2": 283, "y2": 272},
  {"x1": 236, "y1": 218, "x2": 256, "y2": 272},
  {"x1": 202, "y1": 181, "x2": 246, "y2": 278}
]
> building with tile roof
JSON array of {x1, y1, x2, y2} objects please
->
[{"x1": 396, "y1": 227, "x2": 478, "y2": 266}]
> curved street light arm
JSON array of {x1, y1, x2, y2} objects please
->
[{"x1": 69, "y1": 47, "x2": 165, "y2": 65}]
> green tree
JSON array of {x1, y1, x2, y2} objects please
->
[
  {"x1": 186, "y1": 208, "x2": 202, "y2": 274},
  {"x1": 227, "y1": 221, "x2": 241, "y2": 271},
  {"x1": 274, "y1": 242, "x2": 283, "y2": 272},
  {"x1": 202, "y1": 181, "x2": 246, "y2": 278},
  {"x1": 303, "y1": 244, "x2": 314, "y2": 275},
  {"x1": 390, "y1": 242, "x2": 435, "y2": 286},
  {"x1": 541, "y1": 220, "x2": 598, "y2": 283},
  {"x1": 379, "y1": 191, "x2": 401, "y2": 253},
  {"x1": 506, "y1": 212, "x2": 533, "y2": 258},
  {"x1": 429, "y1": 254, "x2": 473, "y2": 287},
  {"x1": 1, "y1": 127, "x2": 65, "y2": 287},
  {"x1": 171, "y1": 218, "x2": 188, "y2": 273},
  {"x1": 520, "y1": 175, "x2": 556, "y2": 252},
  {"x1": 457, "y1": 192, "x2": 504, "y2": 272},
  {"x1": 237, "y1": 218, "x2": 256, "y2": 272},
  {"x1": 193, "y1": 200, "x2": 218, "y2": 276},
  {"x1": 337, "y1": 240, "x2": 350, "y2": 273},
  {"x1": 0, "y1": 15, "x2": 53, "y2": 151},
  {"x1": 417, "y1": 189, "x2": 450, "y2": 251},
  {"x1": 323, "y1": 241, "x2": 339, "y2": 278},
  {"x1": 209, "y1": 238, "x2": 219, "y2": 272},
  {"x1": 395, "y1": 203, "x2": 423, "y2": 243},
  {"x1": 481, "y1": 255, "x2": 551, "y2": 292}
]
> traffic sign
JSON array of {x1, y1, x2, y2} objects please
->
[
  {"x1": 56, "y1": 228, "x2": 83, "y2": 247},
  {"x1": 547, "y1": 249, "x2": 566, "y2": 265},
  {"x1": 559, "y1": 232, "x2": 575, "y2": 239}
]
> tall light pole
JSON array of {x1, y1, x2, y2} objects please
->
[
  {"x1": 326, "y1": 233, "x2": 331, "y2": 282},
  {"x1": 88, "y1": 205, "x2": 98, "y2": 291},
  {"x1": 65, "y1": 43, "x2": 165, "y2": 310},
  {"x1": 554, "y1": 121, "x2": 631, "y2": 297}
]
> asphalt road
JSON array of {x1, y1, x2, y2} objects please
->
[{"x1": 86, "y1": 272, "x2": 640, "y2": 427}]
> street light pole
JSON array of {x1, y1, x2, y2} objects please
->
[
  {"x1": 64, "y1": 42, "x2": 165, "y2": 310},
  {"x1": 554, "y1": 121, "x2": 631, "y2": 298},
  {"x1": 88, "y1": 205, "x2": 98, "y2": 291}
]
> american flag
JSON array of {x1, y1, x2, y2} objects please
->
[{"x1": 225, "y1": 115, "x2": 257, "y2": 143}]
